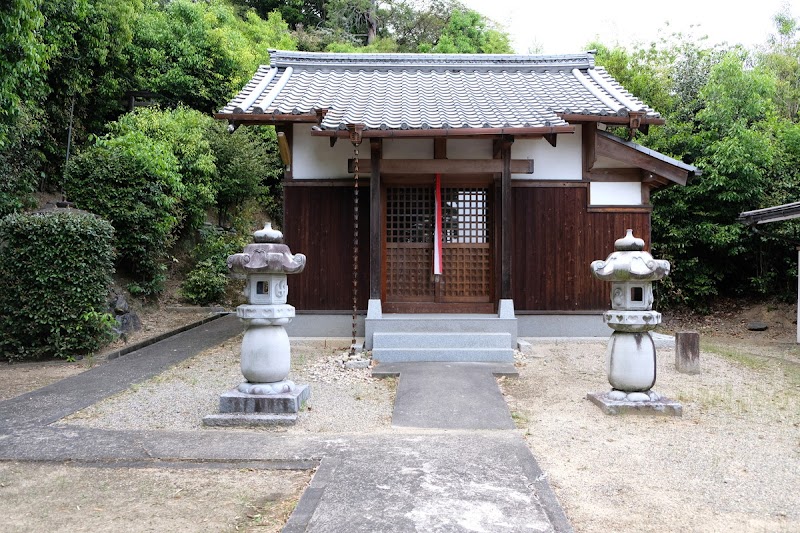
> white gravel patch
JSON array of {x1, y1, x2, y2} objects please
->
[
  {"x1": 62, "y1": 334, "x2": 395, "y2": 433},
  {"x1": 501, "y1": 340, "x2": 800, "y2": 533}
]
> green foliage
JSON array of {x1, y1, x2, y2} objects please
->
[
  {"x1": 111, "y1": 107, "x2": 218, "y2": 229},
  {"x1": 0, "y1": 106, "x2": 44, "y2": 217},
  {"x1": 0, "y1": 211, "x2": 115, "y2": 361},
  {"x1": 419, "y1": 8, "x2": 512, "y2": 54},
  {"x1": 210, "y1": 124, "x2": 283, "y2": 228},
  {"x1": 181, "y1": 226, "x2": 248, "y2": 305},
  {"x1": 64, "y1": 129, "x2": 183, "y2": 295},
  {"x1": 598, "y1": 21, "x2": 800, "y2": 310},
  {"x1": 130, "y1": 0, "x2": 295, "y2": 113},
  {"x1": 0, "y1": 0, "x2": 47, "y2": 147}
]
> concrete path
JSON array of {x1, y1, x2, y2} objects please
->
[
  {"x1": 0, "y1": 319, "x2": 573, "y2": 533},
  {"x1": 374, "y1": 362, "x2": 518, "y2": 429}
]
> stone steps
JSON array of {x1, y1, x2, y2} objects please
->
[{"x1": 371, "y1": 329, "x2": 515, "y2": 363}]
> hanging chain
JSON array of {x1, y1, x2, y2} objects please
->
[{"x1": 350, "y1": 145, "x2": 360, "y2": 356}]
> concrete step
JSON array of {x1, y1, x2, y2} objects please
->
[
  {"x1": 373, "y1": 332, "x2": 513, "y2": 350},
  {"x1": 369, "y1": 314, "x2": 516, "y2": 335},
  {"x1": 371, "y1": 347, "x2": 514, "y2": 363}
]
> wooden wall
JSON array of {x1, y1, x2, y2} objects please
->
[
  {"x1": 283, "y1": 184, "x2": 370, "y2": 311},
  {"x1": 284, "y1": 181, "x2": 650, "y2": 312},
  {"x1": 512, "y1": 184, "x2": 650, "y2": 311}
]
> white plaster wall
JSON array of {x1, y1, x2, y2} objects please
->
[
  {"x1": 291, "y1": 124, "x2": 354, "y2": 179},
  {"x1": 291, "y1": 124, "x2": 583, "y2": 180},
  {"x1": 447, "y1": 139, "x2": 493, "y2": 159},
  {"x1": 510, "y1": 125, "x2": 582, "y2": 180},
  {"x1": 383, "y1": 138, "x2": 433, "y2": 159},
  {"x1": 589, "y1": 182, "x2": 643, "y2": 205}
]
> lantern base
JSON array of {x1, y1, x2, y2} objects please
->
[
  {"x1": 586, "y1": 391, "x2": 682, "y2": 417},
  {"x1": 203, "y1": 384, "x2": 311, "y2": 427}
]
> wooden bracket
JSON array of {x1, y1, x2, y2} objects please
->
[
  {"x1": 346, "y1": 124, "x2": 365, "y2": 146},
  {"x1": 330, "y1": 137, "x2": 338, "y2": 147},
  {"x1": 544, "y1": 133, "x2": 557, "y2": 148}
]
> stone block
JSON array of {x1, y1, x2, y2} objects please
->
[
  {"x1": 586, "y1": 391, "x2": 682, "y2": 416},
  {"x1": 202, "y1": 413, "x2": 298, "y2": 427},
  {"x1": 675, "y1": 331, "x2": 700, "y2": 374},
  {"x1": 218, "y1": 384, "x2": 310, "y2": 415}
]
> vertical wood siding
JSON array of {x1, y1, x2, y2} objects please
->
[
  {"x1": 283, "y1": 185, "x2": 370, "y2": 310},
  {"x1": 512, "y1": 186, "x2": 650, "y2": 311},
  {"x1": 285, "y1": 182, "x2": 648, "y2": 311}
]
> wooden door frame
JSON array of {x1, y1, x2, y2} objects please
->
[{"x1": 381, "y1": 174, "x2": 496, "y2": 313}]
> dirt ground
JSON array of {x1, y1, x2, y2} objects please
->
[
  {"x1": 502, "y1": 299, "x2": 800, "y2": 533},
  {"x1": 2, "y1": 299, "x2": 799, "y2": 532},
  {"x1": 0, "y1": 463, "x2": 311, "y2": 533}
]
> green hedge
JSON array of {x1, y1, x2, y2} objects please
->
[{"x1": 0, "y1": 210, "x2": 116, "y2": 362}]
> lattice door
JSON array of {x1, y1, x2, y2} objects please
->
[
  {"x1": 439, "y1": 187, "x2": 492, "y2": 302},
  {"x1": 384, "y1": 184, "x2": 493, "y2": 307}
]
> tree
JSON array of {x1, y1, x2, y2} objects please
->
[{"x1": 0, "y1": 0, "x2": 47, "y2": 147}]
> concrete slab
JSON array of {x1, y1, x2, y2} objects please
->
[
  {"x1": 285, "y1": 433, "x2": 572, "y2": 533},
  {"x1": 378, "y1": 362, "x2": 517, "y2": 430}
]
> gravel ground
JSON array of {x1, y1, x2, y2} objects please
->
[
  {"x1": 62, "y1": 335, "x2": 396, "y2": 433},
  {"x1": 500, "y1": 340, "x2": 800, "y2": 533}
]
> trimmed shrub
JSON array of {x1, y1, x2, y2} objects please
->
[
  {"x1": 0, "y1": 210, "x2": 116, "y2": 362},
  {"x1": 64, "y1": 130, "x2": 183, "y2": 296}
]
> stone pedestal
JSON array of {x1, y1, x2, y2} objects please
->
[{"x1": 203, "y1": 385, "x2": 311, "y2": 427}]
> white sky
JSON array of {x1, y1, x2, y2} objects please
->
[{"x1": 460, "y1": 0, "x2": 800, "y2": 54}]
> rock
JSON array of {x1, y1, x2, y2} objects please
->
[
  {"x1": 608, "y1": 390, "x2": 627, "y2": 401},
  {"x1": 344, "y1": 360, "x2": 370, "y2": 369},
  {"x1": 113, "y1": 294, "x2": 129, "y2": 315},
  {"x1": 647, "y1": 390, "x2": 662, "y2": 401},
  {"x1": 626, "y1": 392, "x2": 650, "y2": 402},
  {"x1": 114, "y1": 312, "x2": 142, "y2": 336},
  {"x1": 747, "y1": 321, "x2": 768, "y2": 331}
]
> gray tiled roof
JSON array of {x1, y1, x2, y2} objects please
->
[{"x1": 219, "y1": 50, "x2": 660, "y2": 131}]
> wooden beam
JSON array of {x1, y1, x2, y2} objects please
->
[
  {"x1": 277, "y1": 131, "x2": 291, "y2": 168},
  {"x1": 558, "y1": 114, "x2": 666, "y2": 126},
  {"x1": 347, "y1": 159, "x2": 533, "y2": 174},
  {"x1": 370, "y1": 139, "x2": 382, "y2": 300},
  {"x1": 582, "y1": 122, "x2": 597, "y2": 178},
  {"x1": 434, "y1": 138, "x2": 447, "y2": 159},
  {"x1": 585, "y1": 168, "x2": 643, "y2": 181},
  {"x1": 596, "y1": 133, "x2": 690, "y2": 185},
  {"x1": 501, "y1": 137, "x2": 513, "y2": 300}
]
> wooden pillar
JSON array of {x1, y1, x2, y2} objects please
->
[
  {"x1": 501, "y1": 136, "x2": 514, "y2": 300},
  {"x1": 370, "y1": 139, "x2": 382, "y2": 300}
]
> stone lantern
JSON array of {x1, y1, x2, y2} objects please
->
[
  {"x1": 203, "y1": 223, "x2": 309, "y2": 426},
  {"x1": 587, "y1": 229, "x2": 682, "y2": 415}
]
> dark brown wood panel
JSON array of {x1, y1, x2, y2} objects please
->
[
  {"x1": 283, "y1": 184, "x2": 370, "y2": 310},
  {"x1": 512, "y1": 186, "x2": 650, "y2": 311}
]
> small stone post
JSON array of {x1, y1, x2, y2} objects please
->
[
  {"x1": 203, "y1": 223, "x2": 308, "y2": 427},
  {"x1": 586, "y1": 229, "x2": 682, "y2": 416},
  {"x1": 675, "y1": 331, "x2": 700, "y2": 374}
]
